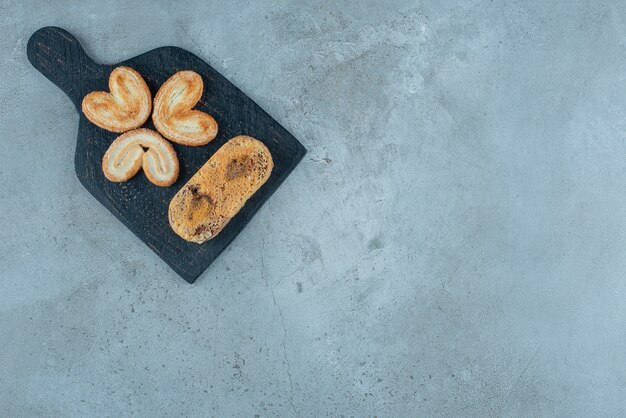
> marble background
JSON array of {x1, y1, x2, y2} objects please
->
[{"x1": 1, "y1": 0, "x2": 625, "y2": 416}]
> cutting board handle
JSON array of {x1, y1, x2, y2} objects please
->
[{"x1": 27, "y1": 27, "x2": 102, "y2": 107}]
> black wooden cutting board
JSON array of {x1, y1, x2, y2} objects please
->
[{"x1": 27, "y1": 27, "x2": 306, "y2": 283}]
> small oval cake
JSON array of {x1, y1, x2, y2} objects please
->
[{"x1": 169, "y1": 136, "x2": 273, "y2": 243}]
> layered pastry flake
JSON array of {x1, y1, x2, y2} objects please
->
[
  {"x1": 152, "y1": 70, "x2": 218, "y2": 146},
  {"x1": 82, "y1": 66, "x2": 152, "y2": 132},
  {"x1": 102, "y1": 128, "x2": 179, "y2": 187}
]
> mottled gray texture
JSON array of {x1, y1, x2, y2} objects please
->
[{"x1": 1, "y1": 0, "x2": 626, "y2": 416}]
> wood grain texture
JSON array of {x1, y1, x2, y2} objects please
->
[{"x1": 27, "y1": 27, "x2": 306, "y2": 283}]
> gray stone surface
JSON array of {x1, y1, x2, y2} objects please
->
[{"x1": 1, "y1": 0, "x2": 626, "y2": 416}]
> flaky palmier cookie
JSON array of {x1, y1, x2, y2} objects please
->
[
  {"x1": 152, "y1": 70, "x2": 218, "y2": 146},
  {"x1": 103, "y1": 128, "x2": 179, "y2": 187},
  {"x1": 82, "y1": 66, "x2": 152, "y2": 133},
  {"x1": 169, "y1": 136, "x2": 273, "y2": 243}
]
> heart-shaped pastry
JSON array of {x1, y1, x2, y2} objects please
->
[
  {"x1": 102, "y1": 128, "x2": 179, "y2": 187},
  {"x1": 152, "y1": 70, "x2": 218, "y2": 146},
  {"x1": 82, "y1": 66, "x2": 152, "y2": 133}
]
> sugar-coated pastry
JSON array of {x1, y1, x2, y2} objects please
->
[
  {"x1": 102, "y1": 128, "x2": 179, "y2": 187},
  {"x1": 82, "y1": 66, "x2": 152, "y2": 133},
  {"x1": 152, "y1": 70, "x2": 218, "y2": 146}
]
